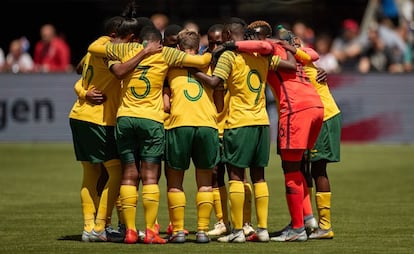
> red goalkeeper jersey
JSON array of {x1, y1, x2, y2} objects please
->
[{"x1": 267, "y1": 43, "x2": 323, "y2": 118}]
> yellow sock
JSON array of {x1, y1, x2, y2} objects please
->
[
  {"x1": 119, "y1": 185, "x2": 138, "y2": 231},
  {"x1": 218, "y1": 186, "x2": 229, "y2": 225},
  {"x1": 94, "y1": 159, "x2": 122, "y2": 232},
  {"x1": 115, "y1": 195, "x2": 124, "y2": 225},
  {"x1": 142, "y1": 184, "x2": 160, "y2": 231},
  {"x1": 196, "y1": 191, "x2": 214, "y2": 232},
  {"x1": 315, "y1": 192, "x2": 332, "y2": 230},
  {"x1": 80, "y1": 162, "x2": 101, "y2": 232},
  {"x1": 212, "y1": 187, "x2": 223, "y2": 222},
  {"x1": 254, "y1": 182, "x2": 269, "y2": 229},
  {"x1": 167, "y1": 191, "x2": 186, "y2": 233},
  {"x1": 243, "y1": 182, "x2": 253, "y2": 224},
  {"x1": 229, "y1": 180, "x2": 244, "y2": 230}
]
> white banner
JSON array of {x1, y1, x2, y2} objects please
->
[
  {"x1": 328, "y1": 73, "x2": 414, "y2": 143},
  {"x1": 0, "y1": 73, "x2": 413, "y2": 143},
  {"x1": 0, "y1": 73, "x2": 78, "y2": 142}
]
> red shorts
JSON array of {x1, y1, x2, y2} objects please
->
[{"x1": 278, "y1": 107, "x2": 324, "y2": 161}]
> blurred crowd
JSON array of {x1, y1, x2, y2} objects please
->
[
  {"x1": 1, "y1": 0, "x2": 413, "y2": 74},
  {"x1": 0, "y1": 23, "x2": 72, "y2": 74},
  {"x1": 279, "y1": 0, "x2": 414, "y2": 74}
]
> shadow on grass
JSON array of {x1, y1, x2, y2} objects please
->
[{"x1": 58, "y1": 235, "x2": 82, "y2": 241}]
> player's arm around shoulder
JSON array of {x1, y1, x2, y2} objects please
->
[
  {"x1": 110, "y1": 41, "x2": 162, "y2": 80},
  {"x1": 296, "y1": 47, "x2": 319, "y2": 64},
  {"x1": 87, "y1": 36, "x2": 111, "y2": 57}
]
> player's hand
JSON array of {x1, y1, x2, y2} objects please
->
[
  {"x1": 211, "y1": 45, "x2": 225, "y2": 66},
  {"x1": 275, "y1": 39, "x2": 290, "y2": 47},
  {"x1": 316, "y1": 67, "x2": 328, "y2": 83},
  {"x1": 86, "y1": 88, "x2": 106, "y2": 105},
  {"x1": 211, "y1": 41, "x2": 237, "y2": 65},
  {"x1": 187, "y1": 67, "x2": 202, "y2": 75},
  {"x1": 143, "y1": 41, "x2": 163, "y2": 56},
  {"x1": 274, "y1": 39, "x2": 297, "y2": 53}
]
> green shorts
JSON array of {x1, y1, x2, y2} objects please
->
[
  {"x1": 310, "y1": 113, "x2": 342, "y2": 163},
  {"x1": 115, "y1": 116, "x2": 164, "y2": 164},
  {"x1": 223, "y1": 125, "x2": 270, "y2": 168},
  {"x1": 69, "y1": 118, "x2": 119, "y2": 163},
  {"x1": 219, "y1": 137, "x2": 225, "y2": 163},
  {"x1": 165, "y1": 126, "x2": 220, "y2": 170}
]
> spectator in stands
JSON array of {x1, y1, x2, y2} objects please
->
[
  {"x1": 397, "y1": 4, "x2": 414, "y2": 72},
  {"x1": 292, "y1": 21, "x2": 315, "y2": 48},
  {"x1": 5, "y1": 39, "x2": 34, "y2": 73},
  {"x1": 314, "y1": 33, "x2": 341, "y2": 73},
  {"x1": 33, "y1": 24, "x2": 72, "y2": 73},
  {"x1": 331, "y1": 18, "x2": 363, "y2": 72},
  {"x1": 151, "y1": 13, "x2": 169, "y2": 38},
  {"x1": 377, "y1": 0, "x2": 400, "y2": 27},
  {"x1": 0, "y1": 47, "x2": 5, "y2": 72},
  {"x1": 366, "y1": 13, "x2": 409, "y2": 72},
  {"x1": 183, "y1": 20, "x2": 200, "y2": 33},
  {"x1": 358, "y1": 22, "x2": 404, "y2": 73},
  {"x1": 19, "y1": 36, "x2": 30, "y2": 53}
]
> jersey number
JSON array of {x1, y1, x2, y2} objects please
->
[
  {"x1": 184, "y1": 72, "x2": 203, "y2": 101},
  {"x1": 131, "y1": 65, "x2": 151, "y2": 99},
  {"x1": 247, "y1": 69, "x2": 263, "y2": 105}
]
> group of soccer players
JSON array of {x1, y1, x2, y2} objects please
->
[{"x1": 69, "y1": 1, "x2": 341, "y2": 244}]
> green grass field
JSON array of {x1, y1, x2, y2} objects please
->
[{"x1": 0, "y1": 143, "x2": 413, "y2": 254}]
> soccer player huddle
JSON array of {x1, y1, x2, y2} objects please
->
[{"x1": 68, "y1": 1, "x2": 341, "y2": 245}]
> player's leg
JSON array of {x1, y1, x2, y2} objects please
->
[
  {"x1": 140, "y1": 161, "x2": 166, "y2": 244},
  {"x1": 119, "y1": 162, "x2": 139, "y2": 243},
  {"x1": 209, "y1": 139, "x2": 230, "y2": 236},
  {"x1": 192, "y1": 126, "x2": 219, "y2": 243},
  {"x1": 218, "y1": 127, "x2": 257, "y2": 243},
  {"x1": 92, "y1": 159, "x2": 122, "y2": 241},
  {"x1": 246, "y1": 166, "x2": 270, "y2": 242},
  {"x1": 299, "y1": 152, "x2": 318, "y2": 235},
  {"x1": 80, "y1": 161, "x2": 101, "y2": 241},
  {"x1": 271, "y1": 113, "x2": 308, "y2": 242},
  {"x1": 309, "y1": 159, "x2": 334, "y2": 239},
  {"x1": 115, "y1": 117, "x2": 140, "y2": 244},
  {"x1": 309, "y1": 114, "x2": 341, "y2": 239},
  {"x1": 165, "y1": 167, "x2": 186, "y2": 243},
  {"x1": 242, "y1": 174, "x2": 255, "y2": 236},
  {"x1": 195, "y1": 168, "x2": 214, "y2": 243},
  {"x1": 217, "y1": 164, "x2": 246, "y2": 243},
  {"x1": 246, "y1": 126, "x2": 270, "y2": 242}
]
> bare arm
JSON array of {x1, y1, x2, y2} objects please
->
[
  {"x1": 110, "y1": 41, "x2": 162, "y2": 79},
  {"x1": 75, "y1": 54, "x2": 87, "y2": 75},
  {"x1": 316, "y1": 67, "x2": 328, "y2": 83},
  {"x1": 274, "y1": 39, "x2": 317, "y2": 65},
  {"x1": 300, "y1": 47, "x2": 320, "y2": 62},
  {"x1": 73, "y1": 78, "x2": 106, "y2": 105},
  {"x1": 234, "y1": 40, "x2": 274, "y2": 55},
  {"x1": 189, "y1": 68, "x2": 224, "y2": 89},
  {"x1": 163, "y1": 84, "x2": 171, "y2": 113},
  {"x1": 87, "y1": 36, "x2": 110, "y2": 57},
  {"x1": 276, "y1": 51, "x2": 297, "y2": 71},
  {"x1": 213, "y1": 87, "x2": 225, "y2": 113}
]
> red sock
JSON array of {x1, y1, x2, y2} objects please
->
[
  {"x1": 285, "y1": 171, "x2": 304, "y2": 229},
  {"x1": 301, "y1": 173, "x2": 313, "y2": 218}
]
